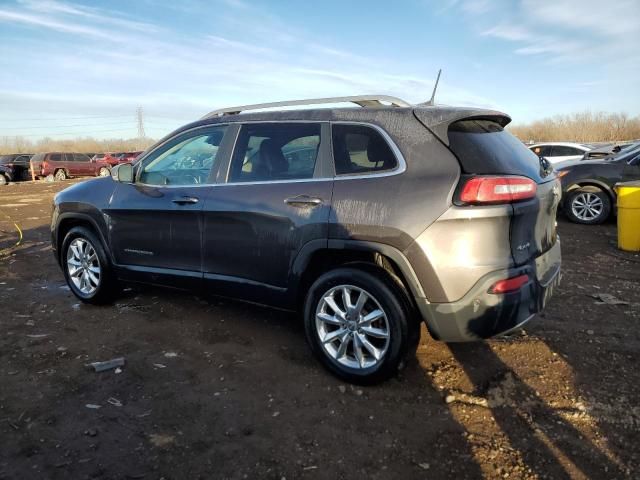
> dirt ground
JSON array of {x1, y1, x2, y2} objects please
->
[{"x1": 0, "y1": 179, "x2": 639, "y2": 480}]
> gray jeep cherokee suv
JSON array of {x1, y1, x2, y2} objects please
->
[{"x1": 51, "y1": 95, "x2": 562, "y2": 383}]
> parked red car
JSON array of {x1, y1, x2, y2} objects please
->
[
  {"x1": 30, "y1": 153, "x2": 112, "y2": 180},
  {"x1": 92, "y1": 151, "x2": 142, "y2": 166},
  {"x1": 120, "y1": 151, "x2": 143, "y2": 163}
]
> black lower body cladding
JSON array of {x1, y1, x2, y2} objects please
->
[{"x1": 418, "y1": 240, "x2": 561, "y2": 342}]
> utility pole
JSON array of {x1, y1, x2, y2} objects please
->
[{"x1": 136, "y1": 106, "x2": 145, "y2": 146}]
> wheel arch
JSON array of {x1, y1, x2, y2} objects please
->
[
  {"x1": 55, "y1": 213, "x2": 111, "y2": 265},
  {"x1": 565, "y1": 180, "x2": 616, "y2": 202},
  {"x1": 54, "y1": 167, "x2": 69, "y2": 178},
  {"x1": 290, "y1": 239, "x2": 425, "y2": 312}
]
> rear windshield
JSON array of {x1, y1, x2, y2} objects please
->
[{"x1": 448, "y1": 119, "x2": 550, "y2": 182}]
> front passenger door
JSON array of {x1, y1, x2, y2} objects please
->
[{"x1": 106, "y1": 125, "x2": 230, "y2": 285}]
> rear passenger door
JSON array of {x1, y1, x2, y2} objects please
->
[
  {"x1": 71, "y1": 154, "x2": 91, "y2": 176},
  {"x1": 202, "y1": 122, "x2": 333, "y2": 303}
]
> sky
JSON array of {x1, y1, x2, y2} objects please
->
[{"x1": 0, "y1": 0, "x2": 639, "y2": 140}]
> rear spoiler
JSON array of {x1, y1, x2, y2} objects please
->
[{"x1": 414, "y1": 107, "x2": 511, "y2": 146}]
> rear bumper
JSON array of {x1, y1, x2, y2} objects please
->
[{"x1": 418, "y1": 240, "x2": 561, "y2": 342}]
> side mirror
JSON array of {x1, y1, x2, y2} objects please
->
[{"x1": 111, "y1": 163, "x2": 133, "y2": 183}]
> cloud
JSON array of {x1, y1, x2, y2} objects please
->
[
  {"x1": 0, "y1": 0, "x2": 501, "y2": 139},
  {"x1": 0, "y1": 8, "x2": 116, "y2": 39},
  {"x1": 460, "y1": 0, "x2": 640, "y2": 64},
  {"x1": 18, "y1": 0, "x2": 160, "y2": 32}
]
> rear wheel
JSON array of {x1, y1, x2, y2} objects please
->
[
  {"x1": 54, "y1": 169, "x2": 67, "y2": 181},
  {"x1": 0, "y1": 174, "x2": 7, "y2": 185},
  {"x1": 62, "y1": 226, "x2": 117, "y2": 304},
  {"x1": 304, "y1": 266, "x2": 418, "y2": 384},
  {"x1": 98, "y1": 167, "x2": 110, "y2": 177},
  {"x1": 565, "y1": 188, "x2": 611, "y2": 224}
]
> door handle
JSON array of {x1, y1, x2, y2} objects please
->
[
  {"x1": 172, "y1": 196, "x2": 199, "y2": 205},
  {"x1": 284, "y1": 195, "x2": 323, "y2": 207}
]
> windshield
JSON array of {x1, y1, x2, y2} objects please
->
[{"x1": 0, "y1": 155, "x2": 14, "y2": 164}]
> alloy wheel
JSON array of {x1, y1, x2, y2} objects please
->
[
  {"x1": 66, "y1": 237, "x2": 101, "y2": 295},
  {"x1": 99, "y1": 167, "x2": 110, "y2": 177},
  {"x1": 315, "y1": 285, "x2": 390, "y2": 369},
  {"x1": 571, "y1": 192, "x2": 604, "y2": 221}
]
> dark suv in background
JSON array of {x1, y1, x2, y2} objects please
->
[
  {"x1": 51, "y1": 95, "x2": 562, "y2": 383},
  {"x1": 556, "y1": 142, "x2": 640, "y2": 224},
  {"x1": 0, "y1": 153, "x2": 34, "y2": 184}
]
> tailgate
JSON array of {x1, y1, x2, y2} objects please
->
[
  {"x1": 510, "y1": 178, "x2": 562, "y2": 265},
  {"x1": 438, "y1": 115, "x2": 561, "y2": 267}
]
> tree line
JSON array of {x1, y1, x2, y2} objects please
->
[
  {"x1": 509, "y1": 112, "x2": 640, "y2": 143},
  {"x1": 2, "y1": 111, "x2": 639, "y2": 154},
  {"x1": 0, "y1": 136, "x2": 156, "y2": 155}
]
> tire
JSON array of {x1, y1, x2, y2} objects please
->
[
  {"x1": 565, "y1": 188, "x2": 611, "y2": 225},
  {"x1": 98, "y1": 167, "x2": 110, "y2": 177},
  {"x1": 61, "y1": 226, "x2": 117, "y2": 304},
  {"x1": 303, "y1": 266, "x2": 419, "y2": 384},
  {"x1": 54, "y1": 169, "x2": 67, "y2": 181},
  {"x1": 0, "y1": 174, "x2": 7, "y2": 185}
]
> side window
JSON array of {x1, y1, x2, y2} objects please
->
[
  {"x1": 139, "y1": 126, "x2": 227, "y2": 186},
  {"x1": 50, "y1": 154, "x2": 62, "y2": 162},
  {"x1": 229, "y1": 123, "x2": 320, "y2": 182},
  {"x1": 332, "y1": 124, "x2": 398, "y2": 175},
  {"x1": 74, "y1": 154, "x2": 89, "y2": 162},
  {"x1": 552, "y1": 146, "x2": 582, "y2": 156},
  {"x1": 530, "y1": 146, "x2": 544, "y2": 157}
]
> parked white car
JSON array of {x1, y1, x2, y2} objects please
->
[{"x1": 528, "y1": 142, "x2": 594, "y2": 164}]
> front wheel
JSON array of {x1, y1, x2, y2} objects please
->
[
  {"x1": 303, "y1": 266, "x2": 418, "y2": 384},
  {"x1": 62, "y1": 226, "x2": 117, "y2": 304},
  {"x1": 0, "y1": 174, "x2": 7, "y2": 185},
  {"x1": 565, "y1": 188, "x2": 611, "y2": 224}
]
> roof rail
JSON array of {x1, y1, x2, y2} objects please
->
[{"x1": 201, "y1": 95, "x2": 411, "y2": 119}]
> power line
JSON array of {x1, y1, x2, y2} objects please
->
[
  {"x1": 5, "y1": 114, "x2": 134, "y2": 122},
  {"x1": 0, "y1": 120, "x2": 136, "y2": 130},
  {"x1": 1, "y1": 127, "x2": 136, "y2": 138}
]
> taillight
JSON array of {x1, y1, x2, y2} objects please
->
[
  {"x1": 41, "y1": 161, "x2": 48, "y2": 171},
  {"x1": 460, "y1": 176, "x2": 537, "y2": 205},
  {"x1": 489, "y1": 274, "x2": 529, "y2": 294}
]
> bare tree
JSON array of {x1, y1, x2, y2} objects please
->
[
  {"x1": 0, "y1": 136, "x2": 156, "y2": 154},
  {"x1": 510, "y1": 112, "x2": 640, "y2": 143}
]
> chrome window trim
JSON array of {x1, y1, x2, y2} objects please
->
[
  {"x1": 330, "y1": 121, "x2": 406, "y2": 181},
  {"x1": 133, "y1": 120, "x2": 407, "y2": 189},
  {"x1": 133, "y1": 123, "x2": 230, "y2": 188}
]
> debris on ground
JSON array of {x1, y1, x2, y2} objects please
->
[
  {"x1": 149, "y1": 433, "x2": 175, "y2": 447},
  {"x1": 589, "y1": 293, "x2": 630, "y2": 305},
  {"x1": 86, "y1": 357, "x2": 125, "y2": 372},
  {"x1": 1, "y1": 181, "x2": 639, "y2": 479}
]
